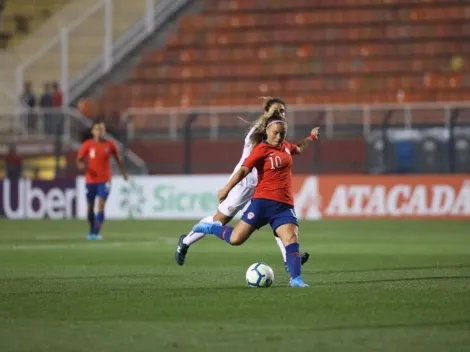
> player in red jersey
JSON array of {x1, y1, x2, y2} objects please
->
[
  {"x1": 193, "y1": 109, "x2": 319, "y2": 287},
  {"x1": 175, "y1": 98, "x2": 310, "y2": 273},
  {"x1": 76, "y1": 121, "x2": 128, "y2": 240}
]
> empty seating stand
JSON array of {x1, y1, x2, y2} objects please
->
[{"x1": 96, "y1": 0, "x2": 470, "y2": 124}]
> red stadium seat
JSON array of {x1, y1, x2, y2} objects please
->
[{"x1": 96, "y1": 0, "x2": 470, "y2": 127}]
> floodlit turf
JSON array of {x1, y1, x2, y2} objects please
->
[{"x1": 0, "y1": 219, "x2": 469, "y2": 352}]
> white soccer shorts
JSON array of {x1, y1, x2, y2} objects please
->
[{"x1": 217, "y1": 184, "x2": 255, "y2": 218}]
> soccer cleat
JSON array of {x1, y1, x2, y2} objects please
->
[
  {"x1": 191, "y1": 221, "x2": 222, "y2": 235},
  {"x1": 284, "y1": 252, "x2": 310, "y2": 272},
  {"x1": 87, "y1": 234, "x2": 102, "y2": 241},
  {"x1": 301, "y1": 252, "x2": 310, "y2": 266},
  {"x1": 175, "y1": 234, "x2": 189, "y2": 266},
  {"x1": 289, "y1": 276, "x2": 309, "y2": 287}
]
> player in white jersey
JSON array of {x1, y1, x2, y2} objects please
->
[{"x1": 175, "y1": 98, "x2": 310, "y2": 271}]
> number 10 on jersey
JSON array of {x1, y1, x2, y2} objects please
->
[{"x1": 268, "y1": 156, "x2": 282, "y2": 169}]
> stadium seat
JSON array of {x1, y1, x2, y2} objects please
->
[{"x1": 95, "y1": 0, "x2": 470, "y2": 130}]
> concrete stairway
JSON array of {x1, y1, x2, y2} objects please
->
[{"x1": 0, "y1": 0, "x2": 147, "y2": 131}]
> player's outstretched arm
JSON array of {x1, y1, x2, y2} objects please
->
[
  {"x1": 218, "y1": 166, "x2": 250, "y2": 202},
  {"x1": 218, "y1": 143, "x2": 264, "y2": 202},
  {"x1": 295, "y1": 127, "x2": 320, "y2": 154}
]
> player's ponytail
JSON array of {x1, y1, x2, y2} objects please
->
[{"x1": 249, "y1": 97, "x2": 287, "y2": 147}]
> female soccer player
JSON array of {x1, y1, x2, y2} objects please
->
[
  {"x1": 192, "y1": 116, "x2": 319, "y2": 287},
  {"x1": 175, "y1": 98, "x2": 309, "y2": 272},
  {"x1": 77, "y1": 121, "x2": 128, "y2": 240}
]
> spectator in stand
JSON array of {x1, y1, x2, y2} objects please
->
[
  {"x1": 51, "y1": 81, "x2": 63, "y2": 135},
  {"x1": 20, "y1": 81, "x2": 36, "y2": 131},
  {"x1": 20, "y1": 81, "x2": 36, "y2": 108},
  {"x1": 52, "y1": 81, "x2": 63, "y2": 107},
  {"x1": 5, "y1": 144, "x2": 23, "y2": 180},
  {"x1": 40, "y1": 82, "x2": 54, "y2": 135},
  {"x1": 40, "y1": 82, "x2": 53, "y2": 108}
]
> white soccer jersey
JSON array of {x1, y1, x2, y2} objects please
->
[{"x1": 228, "y1": 127, "x2": 258, "y2": 188}]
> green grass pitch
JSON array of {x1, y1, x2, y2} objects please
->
[{"x1": 0, "y1": 219, "x2": 469, "y2": 352}]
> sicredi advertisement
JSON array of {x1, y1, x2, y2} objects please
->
[{"x1": 76, "y1": 176, "x2": 229, "y2": 219}]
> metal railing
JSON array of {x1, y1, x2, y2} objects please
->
[
  {"x1": 15, "y1": 0, "x2": 190, "y2": 106},
  {"x1": 121, "y1": 102, "x2": 470, "y2": 175},
  {"x1": 1, "y1": 107, "x2": 148, "y2": 174},
  {"x1": 122, "y1": 101, "x2": 470, "y2": 141}
]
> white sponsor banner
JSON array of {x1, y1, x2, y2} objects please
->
[
  {"x1": 76, "y1": 175, "x2": 233, "y2": 220},
  {"x1": 76, "y1": 174, "x2": 470, "y2": 220}
]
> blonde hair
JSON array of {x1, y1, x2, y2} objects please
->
[{"x1": 248, "y1": 97, "x2": 287, "y2": 147}]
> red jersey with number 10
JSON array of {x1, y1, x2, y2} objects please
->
[
  {"x1": 242, "y1": 141, "x2": 299, "y2": 206},
  {"x1": 78, "y1": 139, "x2": 118, "y2": 184}
]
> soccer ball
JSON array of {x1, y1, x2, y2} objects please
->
[{"x1": 246, "y1": 262, "x2": 274, "y2": 288}]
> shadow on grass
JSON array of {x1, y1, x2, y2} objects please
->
[
  {"x1": 318, "y1": 275, "x2": 470, "y2": 286},
  {"x1": 311, "y1": 264, "x2": 470, "y2": 275},
  {"x1": 304, "y1": 319, "x2": 470, "y2": 332}
]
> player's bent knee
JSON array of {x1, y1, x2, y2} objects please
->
[
  {"x1": 284, "y1": 232, "x2": 298, "y2": 246},
  {"x1": 229, "y1": 232, "x2": 243, "y2": 246},
  {"x1": 229, "y1": 231, "x2": 250, "y2": 246},
  {"x1": 277, "y1": 232, "x2": 297, "y2": 246},
  {"x1": 229, "y1": 236, "x2": 248, "y2": 246},
  {"x1": 229, "y1": 239, "x2": 243, "y2": 246},
  {"x1": 275, "y1": 224, "x2": 299, "y2": 246}
]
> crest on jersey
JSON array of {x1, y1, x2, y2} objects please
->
[
  {"x1": 105, "y1": 147, "x2": 110, "y2": 153},
  {"x1": 285, "y1": 148, "x2": 291, "y2": 155},
  {"x1": 247, "y1": 212, "x2": 255, "y2": 219}
]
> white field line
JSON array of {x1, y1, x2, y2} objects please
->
[{"x1": 0, "y1": 233, "x2": 180, "y2": 250}]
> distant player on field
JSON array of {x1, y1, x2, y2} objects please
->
[
  {"x1": 175, "y1": 98, "x2": 310, "y2": 272},
  {"x1": 193, "y1": 113, "x2": 319, "y2": 287},
  {"x1": 76, "y1": 121, "x2": 128, "y2": 240}
]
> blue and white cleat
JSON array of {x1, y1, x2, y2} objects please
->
[
  {"x1": 191, "y1": 221, "x2": 222, "y2": 235},
  {"x1": 289, "y1": 276, "x2": 309, "y2": 287},
  {"x1": 87, "y1": 234, "x2": 102, "y2": 241}
]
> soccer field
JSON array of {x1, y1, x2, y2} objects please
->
[{"x1": 0, "y1": 219, "x2": 469, "y2": 352}]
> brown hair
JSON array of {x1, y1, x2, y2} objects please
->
[
  {"x1": 262, "y1": 97, "x2": 286, "y2": 113},
  {"x1": 248, "y1": 97, "x2": 287, "y2": 147}
]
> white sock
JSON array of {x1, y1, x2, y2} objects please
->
[
  {"x1": 275, "y1": 237, "x2": 287, "y2": 263},
  {"x1": 182, "y1": 215, "x2": 214, "y2": 246}
]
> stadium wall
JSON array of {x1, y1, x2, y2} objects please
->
[{"x1": 1, "y1": 176, "x2": 469, "y2": 220}]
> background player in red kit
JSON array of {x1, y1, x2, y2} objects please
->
[
  {"x1": 193, "y1": 110, "x2": 319, "y2": 287},
  {"x1": 77, "y1": 121, "x2": 128, "y2": 240}
]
